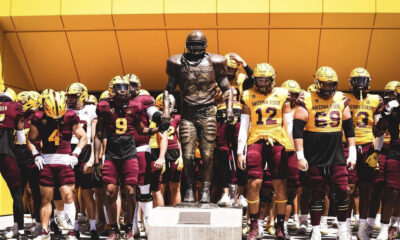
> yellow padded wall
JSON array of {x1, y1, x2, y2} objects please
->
[
  {"x1": 164, "y1": 0, "x2": 217, "y2": 28},
  {"x1": 217, "y1": 0, "x2": 269, "y2": 28},
  {"x1": 11, "y1": 0, "x2": 63, "y2": 31},
  {"x1": 18, "y1": 32, "x2": 78, "y2": 90},
  {"x1": 117, "y1": 30, "x2": 169, "y2": 91},
  {"x1": 270, "y1": 0, "x2": 322, "y2": 27},
  {"x1": 66, "y1": 31, "x2": 124, "y2": 91},
  {"x1": 375, "y1": 1, "x2": 400, "y2": 28},
  {"x1": 367, "y1": 30, "x2": 400, "y2": 90},
  {"x1": 0, "y1": 0, "x2": 14, "y2": 31},
  {"x1": 269, "y1": 29, "x2": 320, "y2": 88},
  {"x1": 323, "y1": 0, "x2": 375, "y2": 28},
  {"x1": 318, "y1": 29, "x2": 371, "y2": 90},
  {"x1": 112, "y1": 0, "x2": 164, "y2": 29}
]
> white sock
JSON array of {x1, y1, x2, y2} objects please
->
[
  {"x1": 54, "y1": 209, "x2": 63, "y2": 218},
  {"x1": 338, "y1": 221, "x2": 347, "y2": 231},
  {"x1": 258, "y1": 219, "x2": 263, "y2": 226},
  {"x1": 396, "y1": 218, "x2": 400, "y2": 228},
  {"x1": 391, "y1": 216, "x2": 399, "y2": 227},
  {"x1": 380, "y1": 223, "x2": 389, "y2": 233},
  {"x1": 64, "y1": 203, "x2": 76, "y2": 230},
  {"x1": 138, "y1": 201, "x2": 153, "y2": 227},
  {"x1": 354, "y1": 214, "x2": 360, "y2": 221},
  {"x1": 293, "y1": 214, "x2": 299, "y2": 221},
  {"x1": 367, "y1": 217, "x2": 375, "y2": 227},
  {"x1": 89, "y1": 219, "x2": 96, "y2": 231},
  {"x1": 312, "y1": 225, "x2": 320, "y2": 232},
  {"x1": 132, "y1": 202, "x2": 139, "y2": 234},
  {"x1": 376, "y1": 213, "x2": 381, "y2": 222},
  {"x1": 301, "y1": 214, "x2": 308, "y2": 222},
  {"x1": 284, "y1": 221, "x2": 288, "y2": 230},
  {"x1": 74, "y1": 220, "x2": 79, "y2": 231},
  {"x1": 321, "y1": 216, "x2": 327, "y2": 223}
]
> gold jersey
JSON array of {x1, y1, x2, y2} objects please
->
[
  {"x1": 149, "y1": 121, "x2": 158, "y2": 149},
  {"x1": 345, "y1": 93, "x2": 383, "y2": 145},
  {"x1": 242, "y1": 87, "x2": 289, "y2": 145},
  {"x1": 298, "y1": 91, "x2": 348, "y2": 133}
]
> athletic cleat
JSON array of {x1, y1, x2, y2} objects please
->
[
  {"x1": 257, "y1": 221, "x2": 264, "y2": 238},
  {"x1": 320, "y1": 221, "x2": 329, "y2": 235},
  {"x1": 90, "y1": 230, "x2": 100, "y2": 240},
  {"x1": 242, "y1": 224, "x2": 250, "y2": 236},
  {"x1": 388, "y1": 226, "x2": 399, "y2": 240},
  {"x1": 247, "y1": 220, "x2": 259, "y2": 240},
  {"x1": 183, "y1": 186, "x2": 195, "y2": 203},
  {"x1": 56, "y1": 214, "x2": 71, "y2": 230},
  {"x1": 50, "y1": 221, "x2": 63, "y2": 235},
  {"x1": 298, "y1": 221, "x2": 308, "y2": 235},
  {"x1": 217, "y1": 194, "x2": 232, "y2": 207},
  {"x1": 5, "y1": 224, "x2": 18, "y2": 239},
  {"x1": 78, "y1": 213, "x2": 88, "y2": 223},
  {"x1": 332, "y1": 218, "x2": 339, "y2": 228},
  {"x1": 275, "y1": 225, "x2": 287, "y2": 240},
  {"x1": 267, "y1": 225, "x2": 276, "y2": 235},
  {"x1": 337, "y1": 230, "x2": 351, "y2": 240},
  {"x1": 357, "y1": 223, "x2": 371, "y2": 240},
  {"x1": 106, "y1": 230, "x2": 119, "y2": 240},
  {"x1": 132, "y1": 221, "x2": 140, "y2": 238},
  {"x1": 311, "y1": 230, "x2": 322, "y2": 240},
  {"x1": 289, "y1": 215, "x2": 300, "y2": 230},
  {"x1": 66, "y1": 230, "x2": 78, "y2": 240},
  {"x1": 365, "y1": 224, "x2": 374, "y2": 237},
  {"x1": 238, "y1": 195, "x2": 248, "y2": 208},
  {"x1": 376, "y1": 227, "x2": 388, "y2": 240},
  {"x1": 353, "y1": 219, "x2": 360, "y2": 231},
  {"x1": 33, "y1": 229, "x2": 51, "y2": 240},
  {"x1": 125, "y1": 229, "x2": 135, "y2": 240},
  {"x1": 74, "y1": 230, "x2": 80, "y2": 239}
]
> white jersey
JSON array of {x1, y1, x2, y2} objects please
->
[{"x1": 70, "y1": 104, "x2": 97, "y2": 144}]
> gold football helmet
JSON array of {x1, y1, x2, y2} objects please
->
[
  {"x1": 138, "y1": 89, "x2": 150, "y2": 96},
  {"x1": 253, "y1": 63, "x2": 276, "y2": 94},
  {"x1": 307, "y1": 84, "x2": 317, "y2": 92},
  {"x1": 0, "y1": 87, "x2": 17, "y2": 102},
  {"x1": 85, "y1": 95, "x2": 98, "y2": 105},
  {"x1": 44, "y1": 91, "x2": 67, "y2": 119},
  {"x1": 99, "y1": 90, "x2": 110, "y2": 101},
  {"x1": 281, "y1": 80, "x2": 301, "y2": 94},
  {"x1": 124, "y1": 74, "x2": 141, "y2": 97},
  {"x1": 155, "y1": 93, "x2": 163, "y2": 110},
  {"x1": 349, "y1": 67, "x2": 371, "y2": 94},
  {"x1": 384, "y1": 81, "x2": 400, "y2": 102},
  {"x1": 314, "y1": 66, "x2": 338, "y2": 99},
  {"x1": 17, "y1": 91, "x2": 41, "y2": 112},
  {"x1": 66, "y1": 82, "x2": 88, "y2": 105}
]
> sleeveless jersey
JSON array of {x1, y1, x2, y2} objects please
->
[
  {"x1": 242, "y1": 87, "x2": 289, "y2": 146},
  {"x1": 345, "y1": 93, "x2": 383, "y2": 145},
  {"x1": 70, "y1": 104, "x2": 97, "y2": 145},
  {"x1": 0, "y1": 101, "x2": 24, "y2": 157},
  {"x1": 31, "y1": 110, "x2": 80, "y2": 154},
  {"x1": 298, "y1": 91, "x2": 348, "y2": 133}
]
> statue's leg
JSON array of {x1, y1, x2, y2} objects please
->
[{"x1": 179, "y1": 118, "x2": 197, "y2": 203}]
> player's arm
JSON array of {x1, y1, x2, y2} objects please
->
[
  {"x1": 237, "y1": 103, "x2": 250, "y2": 170},
  {"x1": 71, "y1": 122, "x2": 88, "y2": 168},
  {"x1": 15, "y1": 115, "x2": 25, "y2": 144},
  {"x1": 175, "y1": 126, "x2": 183, "y2": 171},
  {"x1": 153, "y1": 131, "x2": 168, "y2": 170},
  {"x1": 343, "y1": 105, "x2": 356, "y2": 169},
  {"x1": 94, "y1": 117, "x2": 104, "y2": 165},
  {"x1": 293, "y1": 106, "x2": 309, "y2": 171},
  {"x1": 282, "y1": 101, "x2": 294, "y2": 147},
  {"x1": 27, "y1": 123, "x2": 45, "y2": 171},
  {"x1": 84, "y1": 118, "x2": 97, "y2": 173}
]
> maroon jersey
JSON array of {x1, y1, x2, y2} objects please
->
[
  {"x1": 31, "y1": 110, "x2": 79, "y2": 154},
  {"x1": 96, "y1": 100, "x2": 139, "y2": 160},
  {"x1": 167, "y1": 114, "x2": 181, "y2": 149},
  {"x1": 15, "y1": 114, "x2": 36, "y2": 164},
  {"x1": 0, "y1": 102, "x2": 24, "y2": 157},
  {"x1": 131, "y1": 95, "x2": 156, "y2": 147},
  {"x1": 387, "y1": 107, "x2": 400, "y2": 160}
]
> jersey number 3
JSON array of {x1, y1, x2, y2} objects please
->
[{"x1": 115, "y1": 118, "x2": 127, "y2": 134}]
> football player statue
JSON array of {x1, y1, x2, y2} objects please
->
[{"x1": 163, "y1": 30, "x2": 234, "y2": 203}]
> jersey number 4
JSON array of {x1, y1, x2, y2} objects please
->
[
  {"x1": 48, "y1": 129, "x2": 61, "y2": 146},
  {"x1": 115, "y1": 118, "x2": 127, "y2": 134}
]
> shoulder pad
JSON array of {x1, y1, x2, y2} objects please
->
[
  {"x1": 137, "y1": 95, "x2": 155, "y2": 109},
  {"x1": 210, "y1": 53, "x2": 227, "y2": 64},
  {"x1": 296, "y1": 91, "x2": 310, "y2": 109}
]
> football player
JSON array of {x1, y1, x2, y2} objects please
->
[
  {"x1": 28, "y1": 91, "x2": 87, "y2": 240},
  {"x1": 0, "y1": 88, "x2": 25, "y2": 238},
  {"x1": 238, "y1": 63, "x2": 293, "y2": 240},
  {"x1": 368, "y1": 81, "x2": 400, "y2": 240},
  {"x1": 293, "y1": 66, "x2": 355, "y2": 240},
  {"x1": 342, "y1": 68, "x2": 383, "y2": 239},
  {"x1": 66, "y1": 82, "x2": 99, "y2": 239},
  {"x1": 13, "y1": 91, "x2": 42, "y2": 237}
]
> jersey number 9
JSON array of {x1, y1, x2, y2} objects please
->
[{"x1": 115, "y1": 118, "x2": 127, "y2": 134}]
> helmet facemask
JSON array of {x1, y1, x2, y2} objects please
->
[
  {"x1": 227, "y1": 66, "x2": 238, "y2": 81},
  {"x1": 129, "y1": 82, "x2": 140, "y2": 98},
  {"x1": 255, "y1": 77, "x2": 275, "y2": 95},
  {"x1": 66, "y1": 94, "x2": 80, "y2": 109},
  {"x1": 350, "y1": 77, "x2": 370, "y2": 98},
  {"x1": 113, "y1": 83, "x2": 130, "y2": 105},
  {"x1": 316, "y1": 80, "x2": 337, "y2": 99}
]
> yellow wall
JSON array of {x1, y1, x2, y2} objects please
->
[{"x1": 1, "y1": 0, "x2": 400, "y2": 91}]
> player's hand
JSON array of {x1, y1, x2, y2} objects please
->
[
  {"x1": 365, "y1": 151, "x2": 379, "y2": 168},
  {"x1": 384, "y1": 100, "x2": 399, "y2": 115},
  {"x1": 175, "y1": 156, "x2": 184, "y2": 171},
  {"x1": 297, "y1": 159, "x2": 308, "y2": 171},
  {"x1": 229, "y1": 53, "x2": 246, "y2": 67},
  {"x1": 226, "y1": 108, "x2": 235, "y2": 124},
  {"x1": 346, "y1": 146, "x2": 357, "y2": 170},
  {"x1": 83, "y1": 161, "x2": 94, "y2": 174},
  {"x1": 92, "y1": 163, "x2": 102, "y2": 182},
  {"x1": 237, "y1": 154, "x2": 246, "y2": 170},
  {"x1": 154, "y1": 157, "x2": 165, "y2": 170},
  {"x1": 34, "y1": 155, "x2": 45, "y2": 171},
  {"x1": 70, "y1": 154, "x2": 79, "y2": 168}
]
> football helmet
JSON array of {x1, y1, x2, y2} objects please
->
[
  {"x1": 17, "y1": 91, "x2": 41, "y2": 112},
  {"x1": 349, "y1": 67, "x2": 371, "y2": 96},
  {"x1": 41, "y1": 89, "x2": 54, "y2": 105},
  {"x1": 307, "y1": 84, "x2": 317, "y2": 92},
  {"x1": 66, "y1": 82, "x2": 88, "y2": 108},
  {"x1": 44, "y1": 91, "x2": 67, "y2": 119},
  {"x1": 281, "y1": 80, "x2": 301, "y2": 105},
  {"x1": 225, "y1": 53, "x2": 241, "y2": 80},
  {"x1": 155, "y1": 93, "x2": 163, "y2": 110},
  {"x1": 384, "y1": 81, "x2": 400, "y2": 103},
  {"x1": 186, "y1": 30, "x2": 207, "y2": 56},
  {"x1": 85, "y1": 95, "x2": 98, "y2": 105},
  {"x1": 124, "y1": 74, "x2": 141, "y2": 97},
  {"x1": 99, "y1": 90, "x2": 110, "y2": 101},
  {"x1": 253, "y1": 63, "x2": 276, "y2": 94},
  {"x1": 108, "y1": 76, "x2": 130, "y2": 102},
  {"x1": 0, "y1": 87, "x2": 17, "y2": 102},
  {"x1": 314, "y1": 66, "x2": 338, "y2": 99}
]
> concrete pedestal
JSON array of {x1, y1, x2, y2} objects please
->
[{"x1": 147, "y1": 205, "x2": 242, "y2": 240}]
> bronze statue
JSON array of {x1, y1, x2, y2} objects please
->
[{"x1": 163, "y1": 30, "x2": 234, "y2": 203}]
